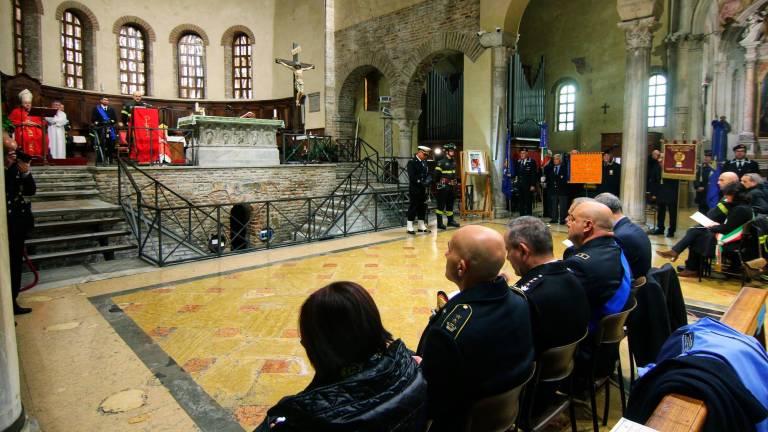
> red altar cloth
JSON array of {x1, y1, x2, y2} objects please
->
[
  {"x1": 8, "y1": 107, "x2": 46, "y2": 157},
  {"x1": 130, "y1": 107, "x2": 161, "y2": 163}
]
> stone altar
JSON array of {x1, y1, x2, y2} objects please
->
[{"x1": 177, "y1": 115, "x2": 284, "y2": 167}]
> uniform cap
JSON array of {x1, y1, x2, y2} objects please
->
[
  {"x1": 417, "y1": 146, "x2": 431, "y2": 152},
  {"x1": 733, "y1": 144, "x2": 747, "y2": 151}
]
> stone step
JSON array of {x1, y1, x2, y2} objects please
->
[
  {"x1": 28, "y1": 244, "x2": 135, "y2": 262},
  {"x1": 34, "y1": 216, "x2": 124, "y2": 230},
  {"x1": 33, "y1": 173, "x2": 94, "y2": 182},
  {"x1": 35, "y1": 181, "x2": 98, "y2": 191},
  {"x1": 32, "y1": 199, "x2": 121, "y2": 217},
  {"x1": 29, "y1": 190, "x2": 100, "y2": 201},
  {"x1": 26, "y1": 230, "x2": 130, "y2": 246}
]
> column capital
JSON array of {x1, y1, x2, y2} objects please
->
[
  {"x1": 394, "y1": 118, "x2": 418, "y2": 130},
  {"x1": 478, "y1": 31, "x2": 516, "y2": 49},
  {"x1": 741, "y1": 41, "x2": 761, "y2": 63},
  {"x1": 618, "y1": 17, "x2": 659, "y2": 50},
  {"x1": 391, "y1": 107, "x2": 421, "y2": 124}
]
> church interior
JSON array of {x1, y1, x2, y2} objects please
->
[{"x1": 1, "y1": 0, "x2": 767, "y2": 431}]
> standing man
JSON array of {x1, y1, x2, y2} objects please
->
[
  {"x1": 406, "y1": 146, "x2": 432, "y2": 234},
  {"x1": 653, "y1": 177, "x2": 679, "y2": 238},
  {"x1": 8, "y1": 89, "x2": 45, "y2": 158},
  {"x1": 435, "y1": 143, "x2": 460, "y2": 230},
  {"x1": 722, "y1": 144, "x2": 759, "y2": 178},
  {"x1": 515, "y1": 148, "x2": 538, "y2": 216},
  {"x1": 91, "y1": 96, "x2": 118, "y2": 164},
  {"x1": 596, "y1": 149, "x2": 621, "y2": 197},
  {"x1": 543, "y1": 153, "x2": 568, "y2": 224},
  {"x1": 45, "y1": 101, "x2": 68, "y2": 160},
  {"x1": 3, "y1": 129, "x2": 36, "y2": 315},
  {"x1": 694, "y1": 151, "x2": 714, "y2": 214},
  {"x1": 120, "y1": 91, "x2": 149, "y2": 127}
]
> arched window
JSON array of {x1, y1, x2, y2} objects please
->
[
  {"x1": 118, "y1": 25, "x2": 146, "y2": 95},
  {"x1": 178, "y1": 33, "x2": 205, "y2": 99},
  {"x1": 232, "y1": 33, "x2": 252, "y2": 99},
  {"x1": 556, "y1": 83, "x2": 576, "y2": 132},
  {"x1": 649, "y1": 74, "x2": 667, "y2": 127},
  {"x1": 61, "y1": 10, "x2": 84, "y2": 89},
  {"x1": 13, "y1": 0, "x2": 23, "y2": 74}
]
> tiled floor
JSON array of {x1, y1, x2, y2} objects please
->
[{"x1": 14, "y1": 217, "x2": 749, "y2": 431}]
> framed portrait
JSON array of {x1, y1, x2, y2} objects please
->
[{"x1": 465, "y1": 150, "x2": 487, "y2": 174}]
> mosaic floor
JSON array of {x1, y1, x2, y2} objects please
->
[{"x1": 15, "y1": 218, "x2": 750, "y2": 431}]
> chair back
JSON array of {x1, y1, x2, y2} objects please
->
[
  {"x1": 537, "y1": 331, "x2": 588, "y2": 383},
  {"x1": 463, "y1": 365, "x2": 536, "y2": 432},
  {"x1": 595, "y1": 297, "x2": 637, "y2": 346}
]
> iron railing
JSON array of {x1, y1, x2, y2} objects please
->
[{"x1": 281, "y1": 134, "x2": 359, "y2": 163}]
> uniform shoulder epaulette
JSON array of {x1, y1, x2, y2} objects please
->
[
  {"x1": 509, "y1": 285, "x2": 529, "y2": 299},
  {"x1": 440, "y1": 304, "x2": 472, "y2": 339},
  {"x1": 575, "y1": 252, "x2": 590, "y2": 260},
  {"x1": 513, "y1": 276, "x2": 540, "y2": 293}
]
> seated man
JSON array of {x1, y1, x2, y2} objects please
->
[
  {"x1": 595, "y1": 193, "x2": 652, "y2": 284},
  {"x1": 742, "y1": 173, "x2": 768, "y2": 214},
  {"x1": 564, "y1": 200, "x2": 631, "y2": 330},
  {"x1": 418, "y1": 225, "x2": 534, "y2": 430}
]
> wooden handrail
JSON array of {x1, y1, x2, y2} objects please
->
[{"x1": 644, "y1": 287, "x2": 767, "y2": 431}]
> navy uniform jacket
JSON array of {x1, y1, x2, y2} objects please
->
[
  {"x1": 693, "y1": 163, "x2": 714, "y2": 205},
  {"x1": 417, "y1": 277, "x2": 534, "y2": 430},
  {"x1": 722, "y1": 158, "x2": 759, "y2": 179},
  {"x1": 596, "y1": 161, "x2": 621, "y2": 197},
  {"x1": 647, "y1": 157, "x2": 662, "y2": 197},
  {"x1": 563, "y1": 236, "x2": 627, "y2": 325},
  {"x1": 5, "y1": 163, "x2": 36, "y2": 228},
  {"x1": 515, "y1": 158, "x2": 539, "y2": 189},
  {"x1": 543, "y1": 163, "x2": 568, "y2": 196},
  {"x1": 613, "y1": 217, "x2": 652, "y2": 280},
  {"x1": 513, "y1": 261, "x2": 590, "y2": 354},
  {"x1": 407, "y1": 156, "x2": 429, "y2": 189}
]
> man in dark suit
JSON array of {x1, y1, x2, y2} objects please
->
[
  {"x1": 694, "y1": 151, "x2": 715, "y2": 214},
  {"x1": 596, "y1": 149, "x2": 621, "y2": 197},
  {"x1": 418, "y1": 225, "x2": 534, "y2": 430},
  {"x1": 741, "y1": 173, "x2": 768, "y2": 214},
  {"x1": 515, "y1": 148, "x2": 539, "y2": 216},
  {"x1": 595, "y1": 193, "x2": 652, "y2": 283},
  {"x1": 653, "y1": 178, "x2": 679, "y2": 238},
  {"x1": 406, "y1": 146, "x2": 432, "y2": 234},
  {"x1": 722, "y1": 144, "x2": 759, "y2": 178},
  {"x1": 90, "y1": 95, "x2": 118, "y2": 164},
  {"x1": 543, "y1": 153, "x2": 568, "y2": 224}
]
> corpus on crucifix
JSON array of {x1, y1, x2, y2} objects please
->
[{"x1": 275, "y1": 43, "x2": 316, "y2": 107}]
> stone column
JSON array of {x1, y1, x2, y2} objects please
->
[
  {"x1": 396, "y1": 119, "x2": 416, "y2": 158},
  {"x1": 480, "y1": 32, "x2": 514, "y2": 218},
  {"x1": 323, "y1": 0, "x2": 338, "y2": 138},
  {"x1": 618, "y1": 17, "x2": 658, "y2": 224},
  {"x1": 740, "y1": 41, "x2": 760, "y2": 156}
]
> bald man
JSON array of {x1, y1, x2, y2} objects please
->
[
  {"x1": 417, "y1": 225, "x2": 534, "y2": 430},
  {"x1": 564, "y1": 201, "x2": 631, "y2": 330}
]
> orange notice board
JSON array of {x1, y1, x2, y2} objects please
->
[{"x1": 569, "y1": 152, "x2": 603, "y2": 184}]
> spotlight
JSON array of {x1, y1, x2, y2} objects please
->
[{"x1": 434, "y1": 148, "x2": 443, "y2": 156}]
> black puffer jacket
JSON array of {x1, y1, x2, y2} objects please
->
[{"x1": 254, "y1": 340, "x2": 427, "y2": 432}]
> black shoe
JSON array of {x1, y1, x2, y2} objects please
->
[
  {"x1": 650, "y1": 228, "x2": 664, "y2": 235},
  {"x1": 677, "y1": 265, "x2": 686, "y2": 272},
  {"x1": 407, "y1": 230, "x2": 416, "y2": 235},
  {"x1": 436, "y1": 216, "x2": 446, "y2": 230},
  {"x1": 418, "y1": 228, "x2": 432, "y2": 233},
  {"x1": 13, "y1": 305, "x2": 31, "y2": 315},
  {"x1": 447, "y1": 218, "x2": 460, "y2": 228},
  {"x1": 666, "y1": 231, "x2": 675, "y2": 238}
]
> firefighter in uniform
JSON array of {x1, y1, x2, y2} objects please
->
[{"x1": 435, "y1": 143, "x2": 460, "y2": 230}]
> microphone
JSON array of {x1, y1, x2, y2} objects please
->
[{"x1": 143, "y1": 102, "x2": 153, "y2": 108}]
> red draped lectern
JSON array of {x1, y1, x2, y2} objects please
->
[{"x1": 129, "y1": 107, "x2": 164, "y2": 163}]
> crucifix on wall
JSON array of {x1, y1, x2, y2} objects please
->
[
  {"x1": 601, "y1": 103, "x2": 610, "y2": 114},
  {"x1": 275, "y1": 43, "x2": 316, "y2": 107}
]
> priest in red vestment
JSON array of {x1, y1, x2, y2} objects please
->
[{"x1": 8, "y1": 89, "x2": 46, "y2": 158}]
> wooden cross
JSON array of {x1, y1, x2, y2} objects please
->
[{"x1": 601, "y1": 103, "x2": 610, "y2": 114}]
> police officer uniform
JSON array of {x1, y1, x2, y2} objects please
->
[
  {"x1": 722, "y1": 144, "x2": 759, "y2": 178},
  {"x1": 406, "y1": 146, "x2": 431, "y2": 234},
  {"x1": 543, "y1": 159, "x2": 568, "y2": 223},
  {"x1": 513, "y1": 261, "x2": 590, "y2": 354},
  {"x1": 694, "y1": 151, "x2": 714, "y2": 214},
  {"x1": 515, "y1": 150, "x2": 539, "y2": 216},
  {"x1": 435, "y1": 143, "x2": 460, "y2": 230},
  {"x1": 596, "y1": 152, "x2": 621, "y2": 197},
  {"x1": 5, "y1": 161, "x2": 35, "y2": 314},
  {"x1": 417, "y1": 277, "x2": 534, "y2": 430}
]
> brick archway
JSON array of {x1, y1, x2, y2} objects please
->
[
  {"x1": 220, "y1": 25, "x2": 255, "y2": 46},
  {"x1": 168, "y1": 23, "x2": 210, "y2": 45},
  {"x1": 112, "y1": 16, "x2": 157, "y2": 42},
  {"x1": 55, "y1": 1, "x2": 99, "y2": 30}
]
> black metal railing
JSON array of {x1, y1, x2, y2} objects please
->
[{"x1": 282, "y1": 134, "x2": 361, "y2": 163}]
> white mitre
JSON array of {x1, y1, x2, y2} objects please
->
[{"x1": 18, "y1": 89, "x2": 33, "y2": 103}]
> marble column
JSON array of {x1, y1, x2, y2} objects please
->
[
  {"x1": 480, "y1": 32, "x2": 514, "y2": 218},
  {"x1": 618, "y1": 17, "x2": 658, "y2": 225},
  {"x1": 740, "y1": 42, "x2": 760, "y2": 156},
  {"x1": 396, "y1": 118, "x2": 416, "y2": 159}
]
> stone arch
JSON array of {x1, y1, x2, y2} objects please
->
[
  {"x1": 112, "y1": 16, "x2": 157, "y2": 42},
  {"x1": 397, "y1": 32, "x2": 484, "y2": 117},
  {"x1": 55, "y1": 1, "x2": 99, "y2": 30},
  {"x1": 168, "y1": 23, "x2": 209, "y2": 45},
  {"x1": 220, "y1": 25, "x2": 255, "y2": 46},
  {"x1": 333, "y1": 51, "x2": 399, "y2": 138}
]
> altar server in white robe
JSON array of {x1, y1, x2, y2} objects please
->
[{"x1": 45, "y1": 101, "x2": 68, "y2": 159}]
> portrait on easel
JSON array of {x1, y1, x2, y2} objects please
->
[{"x1": 465, "y1": 150, "x2": 487, "y2": 174}]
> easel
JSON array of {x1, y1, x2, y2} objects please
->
[{"x1": 459, "y1": 151, "x2": 493, "y2": 219}]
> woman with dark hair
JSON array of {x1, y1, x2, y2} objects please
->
[
  {"x1": 657, "y1": 182, "x2": 753, "y2": 277},
  {"x1": 254, "y1": 281, "x2": 427, "y2": 432}
]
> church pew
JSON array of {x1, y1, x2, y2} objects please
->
[{"x1": 644, "y1": 287, "x2": 767, "y2": 431}]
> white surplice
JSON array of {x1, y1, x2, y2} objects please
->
[{"x1": 45, "y1": 110, "x2": 69, "y2": 159}]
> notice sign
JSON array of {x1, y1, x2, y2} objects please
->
[
  {"x1": 569, "y1": 152, "x2": 603, "y2": 184},
  {"x1": 663, "y1": 142, "x2": 697, "y2": 180}
]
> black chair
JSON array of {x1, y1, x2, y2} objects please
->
[
  {"x1": 461, "y1": 365, "x2": 536, "y2": 432},
  {"x1": 517, "y1": 331, "x2": 588, "y2": 432},
  {"x1": 588, "y1": 297, "x2": 638, "y2": 432}
]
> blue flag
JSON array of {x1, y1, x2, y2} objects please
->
[
  {"x1": 502, "y1": 132, "x2": 514, "y2": 198},
  {"x1": 707, "y1": 119, "x2": 728, "y2": 208}
]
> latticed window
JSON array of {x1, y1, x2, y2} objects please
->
[
  {"x1": 232, "y1": 34, "x2": 252, "y2": 99},
  {"x1": 118, "y1": 25, "x2": 146, "y2": 95},
  {"x1": 649, "y1": 74, "x2": 667, "y2": 128},
  {"x1": 60, "y1": 10, "x2": 84, "y2": 89},
  {"x1": 556, "y1": 83, "x2": 576, "y2": 132},
  {"x1": 178, "y1": 33, "x2": 205, "y2": 99},
  {"x1": 13, "y1": 0, "x2": 23, "y2": 74}
]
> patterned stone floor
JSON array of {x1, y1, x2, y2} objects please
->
[{"x1": 15, "y1": 218, "x2": 749, "y2": 431}]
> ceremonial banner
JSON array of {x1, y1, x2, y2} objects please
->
[
  {"x1": 662, "y1": 142, "x2": 697, "y2": 180},
  {"x1": 568, "y1": 152, "x2": 602, "y2": 184},
  {"x1": 130, "y1": 107, "x2": 161, "y2": 163}
]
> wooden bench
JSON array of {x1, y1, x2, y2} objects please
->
[{"x1": 644, "y1": 287, "x2": 767, "y2": 431}]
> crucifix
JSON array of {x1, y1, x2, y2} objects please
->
[
  {"x1": 601, "y1": 103, "x2": 610, "y2": 114},
  {"x1": 275, "y1": 43, "x2": 316, "y2": 107}
]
